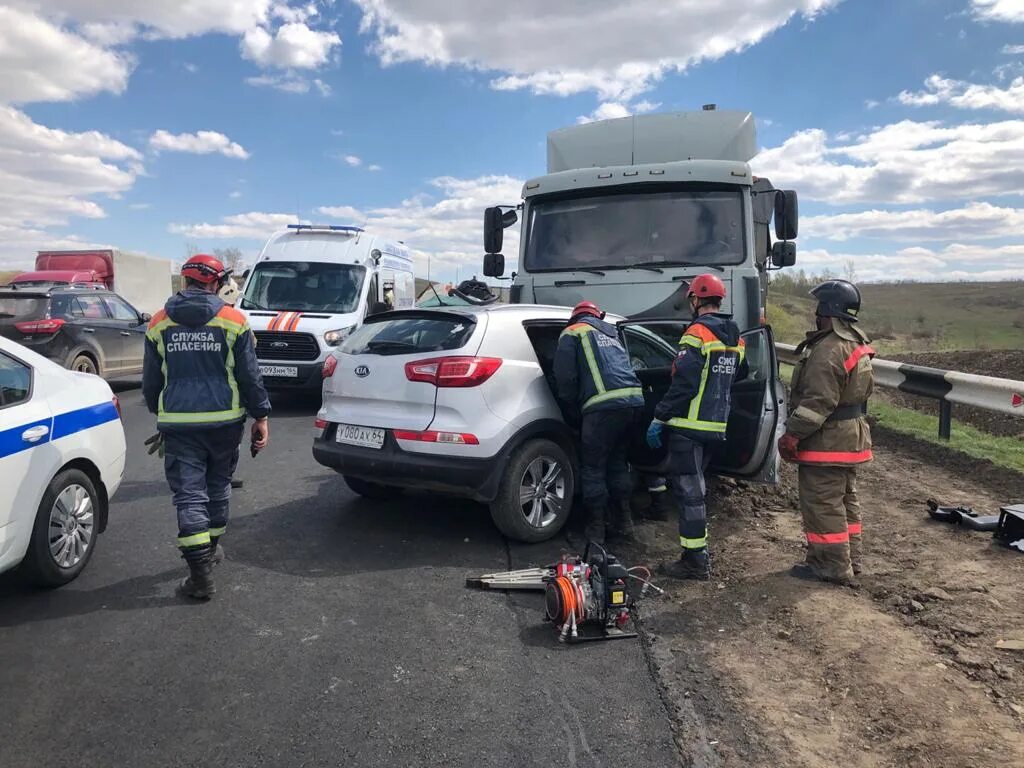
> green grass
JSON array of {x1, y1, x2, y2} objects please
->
[
  {"x1": 767, "y1": 280, "x2": 1024, "y2": 355},
  {"x1": 869, "y1": 398, "x2": 1024, "y2": 473}
]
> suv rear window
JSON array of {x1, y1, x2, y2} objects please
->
[
  {"x1": 0, "y1": 295, "x2": 47, "y2": 321},
  {"x1": 341, "y1": 313, "x2": 475, "y2": 356}
]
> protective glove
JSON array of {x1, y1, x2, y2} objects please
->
[
  {"x1": 778, "y1": 432, "x2": 800, "y2": 462},
  {"x1": 646, "y1": 421, "x2": 663, "y2": 449},
  {"x1": 144, "y1": 432, "x2": 165, "y2": 459}
]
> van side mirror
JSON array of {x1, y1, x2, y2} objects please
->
[
  {"x1": 774, "y1": 190, "x2": 799, "y2": 240},
  {"x1": 771, "y1": 241, "x2": 797, "y2": 268},
  {"x1": 484, "y1": 207, "x2": 504, "y2": 254},
  {"x1": 483, "y1": 252, "x2": 505, "y2": 278}
]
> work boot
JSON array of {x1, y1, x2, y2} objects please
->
[
  {"x1": 177, "y1": 545, "x2": 215, "y2": 600},
  {"x1": 210, "y1": 536, "x2": 225, "y2": 567},
  {"x1": 607, "y1": 501, "x2": 636, "y2": 545},
  {"x1": 644, "y1": 489, "x2": 672, "y2": 522},
  {"x1": 583, "y1": 506, "x2": 607, "y2": 546},
  {"x1": 660, "y1": 549, "x2": 711, "y2": 581},
  {"x1": 789, "y1": 563, "x2": 859, "y2": 589}
]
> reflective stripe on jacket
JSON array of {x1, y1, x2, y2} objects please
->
[
  {"x1": 654, "y1": 314, "x2": 746, "y2": 442},
  {"x1": 553, "y1": 315, "x2": 644, "y2": 415},
  {"x1": 787, "y1": 319, "x2": 875, "y2": 466},
  {"x1": 143, "y1": 289, "x2": 271, "y2": 430}
]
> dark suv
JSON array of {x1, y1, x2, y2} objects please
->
[{"x1": 0, "y1": 287, "x2": 151, "y2": 378}]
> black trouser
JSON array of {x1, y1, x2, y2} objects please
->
[
  {"x1": 667, "y1": 432, "x2": 713, "y2": 551},
  {"x1": 580, "y1": 408, "x2": 639, "y2": 511}
]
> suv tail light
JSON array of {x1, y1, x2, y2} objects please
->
[
  {"x1": 404, "y1": 356, "x2": 502, "y2": 388},
  {"x1": 15, "y1": 318, "x2": 65, "y2": 335},
  {"x1": 322, "y1": 356, "x2": 338, "y2": 379},
  {"x1": 393, "y1": 429, "x2": 479, "y2": 446}
]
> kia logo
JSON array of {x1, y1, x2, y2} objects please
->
[
  {"x1": 354, "y1": 365, "x2": 370, "y2": 378},
  {"x1": 271, "y1": 341, "x2": 289, "y2": 349}
]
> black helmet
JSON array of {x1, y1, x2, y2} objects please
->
[{"x1": 810, "y1": 279, "x2": 861, "y2": 322}]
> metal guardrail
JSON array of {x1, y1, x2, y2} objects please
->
[{"x1": 776, "y1": 343, "x2": 1024, "y2": 440}]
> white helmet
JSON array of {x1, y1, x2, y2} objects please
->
[{"x1": 218, "y1": 277, "x2": 241, "y2": 306}]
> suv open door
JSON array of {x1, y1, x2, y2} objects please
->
[{"x1": 619, "y1": 321, "x2": 785, "y2": 484}]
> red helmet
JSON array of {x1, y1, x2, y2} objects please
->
[
  {"x1": 181, "y1": 254, "x2": 229, "y2": 285},
  {"x1": 571, "y1": 300, "x2": 604, "y2": 320},
  {"x1": 687, "y1": 274, "x2": 727, "y2": 301}
]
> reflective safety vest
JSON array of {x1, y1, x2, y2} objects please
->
[
  {"x1": 146, "y1": 305, "x2": 251, "y2": 428},
  {"x1": 554, "y1": 316, "x2": 644, "y2": 414},
  {"x1": 654, "y1": 317, "x2": 746, "y2": 441}
]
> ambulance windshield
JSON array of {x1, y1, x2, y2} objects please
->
[{"x1": 240, "y1": 262, "x2": 366, "y2": 313}]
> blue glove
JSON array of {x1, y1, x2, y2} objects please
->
[{"x1": 646, "y1": 421, "x2": 663, "y2": 449}]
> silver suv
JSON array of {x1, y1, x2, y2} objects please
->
[{"x1": 313, "y1": 304, "x2": 784, "y2": 542}]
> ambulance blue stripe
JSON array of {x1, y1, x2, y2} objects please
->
[{"x1": 0, "y1": 400, "x2": 118, "y2": 459}]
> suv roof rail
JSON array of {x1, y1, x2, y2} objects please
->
[{"x1": 287, "y1": 224, "x2": 364, "y2": 234}]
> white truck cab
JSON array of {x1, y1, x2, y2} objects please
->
[{"x1": 239, "y1": 225, "x2": 415, "y2": 389}]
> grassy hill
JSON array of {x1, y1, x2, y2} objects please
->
[
  {"x1": 768, "y1": 280, "x2": 1024, "y2": 354},
  {"x1": 0, "y1": 270, "x2": 19, "y2": 285}
]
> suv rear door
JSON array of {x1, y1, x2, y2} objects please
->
[
  {"x1": 69, "y1": 293, "x2": 124, "y2": 373},
  {"x1": 619, "y1": 321, "x2": 784, "y2": 483},
  {"x1": 101, "y1": 294, "x2": 147, "y2": 373},
  {"x1": 326, "y1": 310, "x2": 484, "y2": 431}
]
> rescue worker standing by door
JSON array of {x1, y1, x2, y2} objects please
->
[
  {"x1": 554, "y1": 301, "x2": 645, "y2": 544},
  {"x1": 143, "y1": 254, "x2": 272, "y2": 600},
  {"x1": 647, "y1": 275, "x2": 746, "y2": 580},
  {"x1": 778, "y1": 280, "x2": 874, "y2": 587}
]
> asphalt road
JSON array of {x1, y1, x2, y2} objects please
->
[{"x1": 0, "y1": 382, "x2": 678, "y2": 768}]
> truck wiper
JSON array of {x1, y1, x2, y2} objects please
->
[
  {"x1": 629, "y1": 260, "x2": 725, "y2": 273},
  {"x1": 626, "y1": 263, "x2": 664, "y2": 273},
  {"x1": 575, "y1": 268, "x2": 605, "y2": 276}
]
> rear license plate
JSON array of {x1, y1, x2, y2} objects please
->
[
  {"x1": 336, "y1": 424, "x2": 386, "y2": 449},
  {"x1": 259, "y1": 365, "x2": 298, "y2": 378}
]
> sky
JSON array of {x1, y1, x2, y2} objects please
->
[{"x1": 3, "y1": 0, "x2": 1024, "y2": 283}]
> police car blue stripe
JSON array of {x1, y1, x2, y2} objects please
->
[
  {"x1": 0, "y1": 400, "x2": 118, "y2": 459},
  {"x1": 51, "y1": 401, "x2": 119, "y2": 440}
]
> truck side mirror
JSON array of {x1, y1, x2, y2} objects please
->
[
  {"x1": 484, "y1": 207, "x2": 504, "y2": 254},
  {"x1": 771, "y1": 241, "x2": 797, "y2": 268},
  {"x1": 483, "y1": 252, "x2": 505, "y2": 278},
  {"x1": 774, "y1": 190, "x2": 799, "y2": 240}
]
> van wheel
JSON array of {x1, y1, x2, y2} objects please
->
[
  {"x1": 490, "y1": 439, "x2": 574, "y2": 543},
  {"x1": 343, "y1": 476, "x2": 401, "y2": 500},
  {"x1": 21, "y1": 469, "x2": 100, "y2": 588},
  {"x1": 71, "y1": 354, "x2": 99, "y2": 376}
]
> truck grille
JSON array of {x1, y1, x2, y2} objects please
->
[{"x1": 254, "y1": 331, "x2": 320, "y2": 361}]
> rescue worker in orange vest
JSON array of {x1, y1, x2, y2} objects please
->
[
  {"x1": 778, "y1": 280, "x2": 875, "y2": 586},
  {"x1": 648, "y1": 275, "x2": 747, "y2": 580}
]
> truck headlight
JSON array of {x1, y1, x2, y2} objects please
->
[{"x1": 324, "y1": 326, "x2": 355, "y2": 346}]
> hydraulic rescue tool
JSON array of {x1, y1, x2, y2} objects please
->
[{"x1": 467, "y1": 544, "x2": 662, "y2": 644}]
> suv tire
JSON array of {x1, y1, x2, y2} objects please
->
[
  {"x1": 491, "y1": 439, "x2": 574, "y2": 543},
  {"x1": 22, "y1": 469, "x2": 101, "y2": 588},
  {"x1": 343, "y1": 476, "x2": 401, "y2": 500},
  {"x1": 71, "y1": 354, "x2": 99, "y2": 376}
]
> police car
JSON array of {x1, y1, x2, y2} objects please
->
[{"x1": 0, "y1": 336, "x2": 125, "y2": 586}]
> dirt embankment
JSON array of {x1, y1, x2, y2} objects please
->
[
  {"x1": 632, "y1": 440, "x2": 1024, "y2": 768},
  {"x1": 885, "y1": 350, "x2": 1024, "y2": 438}
]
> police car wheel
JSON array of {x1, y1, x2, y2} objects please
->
[
  {"x1": 343, "y1": 476, "x2": 401, "y2": 501},
  {"x1": 22, "y1": 469, "x2": 100, "y2": 588},
  {"x1": 490, "y1": 439, "x2": 573, "y2": 543}
]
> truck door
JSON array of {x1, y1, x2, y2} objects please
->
[{"x1": 618, "y1": 321, "x2": 785, "y2": 484}]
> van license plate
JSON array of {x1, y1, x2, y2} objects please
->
[
  {"x1": 259, "y1": 365, "x2": 298, "y2": 377},
  {"x1": 336, "y1": 424, "x2": 385, "y2": 449}
]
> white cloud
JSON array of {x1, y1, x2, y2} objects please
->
[
  {"x1": 354, "y1": 0, "x2": 839, "y2": 100},
  {"x1": 317, "y1": 175, "x2": 524, "y2": 277},
  {"x1": 803, "y1": 201, "x2": 1024, "y2": 241},
  {"x1": 229, "y1": 191, "x2": 244, "y2": 199},
  {"x1": 577, "y1": 99, "x2": 660, "y2": 124},
  {"x1": 756, "y1": 118, "x2": 1024, "y2": 204},
  {"x1": 972, "y1": 0, "x2": 1024, "y2": 23},
  {"x1": 150, "y1": 130, "x2": 250, "y2": 159},
  {"x1": 0, "y1": 7, "x2": 132, "y2": 104},
  {"x1": 794, "y1": 244, "x2": 1023, "y2": 282},
  {"x1": 1003, "y1": 43, "x2": 1024, "y2": 53},
  {"x1": 128, "y1": 202, "x2": 151, "y2": 210},
  {"x1": 246, "y1": 73, "x2": 318, "y2": 93},
  {"x1": 313, "y1": 78, "x2": 331, "y2": 96},
  {"x1": 183, "y1": 62, "x2": 200, "y2": 73},
  {"x1": 342, "y1": 155, "x2": 362, "y2": 167},
  {"x1": 169, "y1": 212, "x2": 306, "y2": 240},
  {"x1": 241, "y1": 22, "x2": 340, "y2": 69},
  {"x1": 898, "y1": 73, "x2": 1024, "y2": 113},
  {"x1": 368, "y1": 164, "x2": 382, "y2": 172},
  {"x1": 0, "y1": 107, "x2": 139, "y2": 265}
]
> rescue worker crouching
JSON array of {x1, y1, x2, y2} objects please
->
[
  {"x1": 647, "y1": 275, "x2": 747, "y2": 581},
  {"x1": 779, "y1": 279, "x2": 874, "y2": 587},
  {"x1": 143, "y1": 254, "x2": 272, "y2": 601},
  {"x1": 553, "y1": 301, "x2": 645, "y2": 545}
]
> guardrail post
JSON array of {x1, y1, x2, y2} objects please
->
[{"x1": 938, "y1": 400, "x2": 952, "y2": 441}]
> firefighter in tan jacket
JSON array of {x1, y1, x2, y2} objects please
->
[{"x1": 778, "y1": 280, "x2": 875, "y2": 586}]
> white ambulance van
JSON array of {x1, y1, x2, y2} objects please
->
[{"x1": 239, "y1": 225, "x2": 415, "y2": 390}]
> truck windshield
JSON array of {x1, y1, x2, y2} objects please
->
[
  {"x1": 524, "y1": 187, "x2": 745, "y2": 271},
  {"x1": 241, "y1": 262, "x2": 366, "y2": 312}
]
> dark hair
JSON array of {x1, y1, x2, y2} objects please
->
[
  {"x1": 185, "y1": 277, "x2": 215, "y2": 290},
  {"x1": 694, "y1": 296, "x2": 722, "y2": 311}
]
